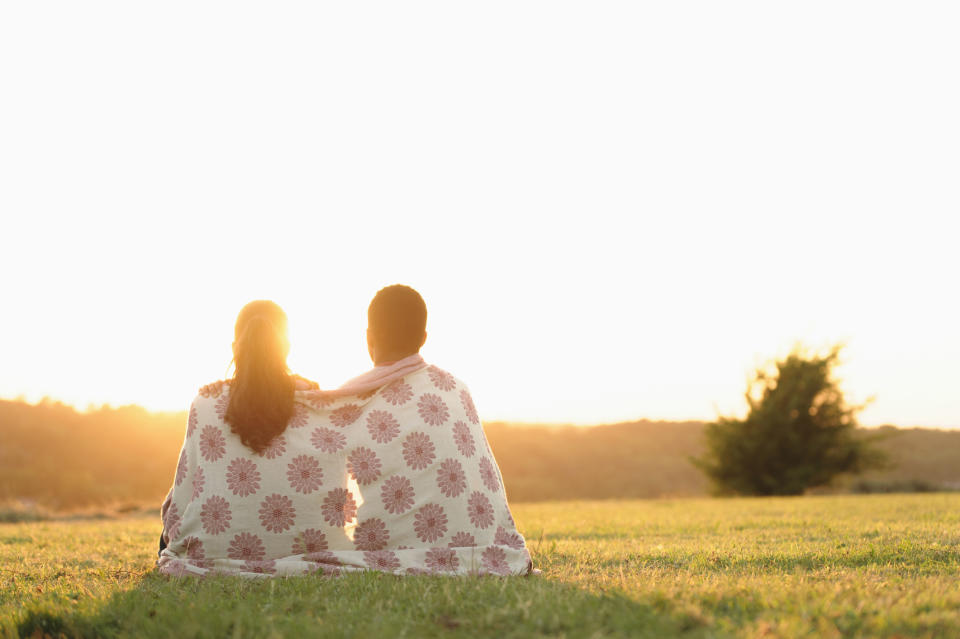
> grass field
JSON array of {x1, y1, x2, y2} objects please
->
[{"x1": 3, "y1": 494, "x2": 959, "y2": 638}]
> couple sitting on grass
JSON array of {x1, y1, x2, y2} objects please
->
[{"x1": 157, "y1": 285, "x2": 532, "y2": 578}]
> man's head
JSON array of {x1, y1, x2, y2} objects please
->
[{"x1": 367, "y1": 284, "x2": 427, "y2": 364}]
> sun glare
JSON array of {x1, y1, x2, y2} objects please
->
[{"x1": 0, "y1": 3, "x2": 957, "y2": 428}]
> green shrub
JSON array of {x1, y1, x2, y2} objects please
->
[{"x1": 693, "y1": 345, "x2": 887, "y2": 496}]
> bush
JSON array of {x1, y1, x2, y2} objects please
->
[{"x1": 693, "y1": 345, "x2": 886, "y2": 496}]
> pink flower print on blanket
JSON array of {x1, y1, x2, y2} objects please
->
[
  {"x1": 288, "y1": 403, "x2": 309, "y2": 429},
  {"x1": 481, "y1": 546, "x2": 510, "y2": 575},
  {"x1": 467, "y1": 491, "x2": 494, "y2": 529},
  {"x1": 287, "y1": 455, "x2": 324, "y2": 494},
  {"x1": 427, "y1": 365, "x2": 456, "y2": 392},
  {"x1": 305, "y1": 550, "x2": 341, "y2": 567},
  {"x1": 353, "y1": 518, "x2": 390, "y2": 551},
  {"x1": 460, "y1": 390, "x2": 479, "y2": 424},
  {"x1": 364, "y1": 550, "x2": 401, "y2": 572},
  {"x1": 260, "y1": 434, "x2": 287, "y2": 459},
  {"x1": 402, "y1": 432, "x2": 436, "y2": 470},
  {"x1": 321, "y1": 488, "x2": 358, "y2": 527},
  {"x1": 448, "y1": 531, "x2": 476, "y2": 548},
  {"x1": 479, "y1": 457, "x2": 500, "y2": 492},
  {"x1": 228, "y1": 532, "x2": 266, "y2": 561},
  {"x1": 200, "y1": 496, "x2": 232, "y2": 535},
  {"x1": 381, "y1": 475, "x2": 415, "y2": 514},
  {"x1": 191, "y1": 467, "x2": 206, "y2": 501},
  {"x1": 417, "y1": 393, "x2": 449, "y2": 426},
  {"x1": 187, "y1": 406, "x2": 198, "y2": 438},
  {"x1": 175, "y1": 449, "x2": 188, "y2": 486},
  {"x1": 259, "y1": 494, "x2": 296, "y2": 533},
  {"x1": 306, "y1": 393, "x2": 337, "y2": 409},
  {"x1": 311, "y1": 427, "x2": 346, "y2": 453},
  {"x1": 226, "y1": 458, "x2": 261, "y2": 497},
  {"x1": 163, "y1": 502, "x2": 181, "y2": 539},
  {"x1": 414, "y1": 503, "x2": 448, "y2": 543},
  {"x1": 330, "y1": 404, "x2": 362, "y2": 427},
  {"x1": 495, "y1": 525, "x2": 526, "y2": 549},
  {"x1": 366, "y1": 410, "x2": 400, "y2": 443},
  {"x1": 199, "y1": 425, "x2": 226, "y2": 462},
  {"x1": 381, "y1": 380, "x2": 413, "y2": 406},
  {"x1": 292, "y1": 528, "x2": 328, "y2": 555},
  {"x1": 163, "y1": 362, "x2": 531, "y2": 577},
  {"x1": 347, "y1": 447, "x2": 382, "y2": 485},
  {"x1": 215, "y1": 394, "x2": 230, "y2": 420},
  {"x1": 452, "y1": 421, "x2": 476, "y2": 458},
  {"x1": 425, "y1": 547, "x2": 459, "y2": 572},
  {"x1": 183, "y1": 536, "x2": 211, "y2": 568},
  {"x1": 244, "y1": 560, "x2": 277, "y2": 575},
  {"x1": 436, "y1": 458, "x2": 466, "y2": 498}
]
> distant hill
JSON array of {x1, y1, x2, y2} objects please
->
[
  {"x1": 485, "y1": 420, "x2": 710, "y2": 500},
  {"x1": 488, "y1": 421, "x2": 960, "y2": 501},
  {"x1": 850, "y1": 425, "x2": 960, "y2": 492},
  {"x1": 1, "y1": 399, "x2": 958, "y2": 510}
]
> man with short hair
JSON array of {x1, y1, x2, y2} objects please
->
[
  {"x1": 366, "y1": 284, "x2": 428, "y2": 366},
  {"x1": 316, "y1": 283, "x2": 532, "y2": 574}
]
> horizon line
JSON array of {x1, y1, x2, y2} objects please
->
[{"x1": 2, "y1": 394, "x2": 957, "y2": 431}]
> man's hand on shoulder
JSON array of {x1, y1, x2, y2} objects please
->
[
  {"x1": 199, "y1": 380, "x2": 226, "y2": 398},
  {"x1": 199, "y1": 375, "x2": 318, "y2": 396},
  {"x1": 293, "y1": 375, "x2": 320, "y2": 391}
]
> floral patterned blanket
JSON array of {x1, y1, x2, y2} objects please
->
[{"x1": 156, "y1": 362, "x2": 531, "y2": 577}]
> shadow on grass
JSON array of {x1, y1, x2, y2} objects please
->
[{"x1": 16, "y1": 570, "x2": 715, "y2": 639}]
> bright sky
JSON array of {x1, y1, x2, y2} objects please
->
[{"x1": 1, "y1": 2, "x2": 957, "y2": 429}]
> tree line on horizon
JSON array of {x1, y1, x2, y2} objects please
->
[{"x1": 2, "y1": 398, "x2": 959, "y2": 512}]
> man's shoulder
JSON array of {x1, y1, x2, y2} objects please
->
[{"x1": 420, "y1": 363, "x2": 471, "y2": 392}]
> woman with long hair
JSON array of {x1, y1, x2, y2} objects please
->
[
  {"x1": 157, "y1": 300, "x2": 316, "y2": 563},
  {"x1": 224, "y1": 300, "x2": 301, "y2": 453}
]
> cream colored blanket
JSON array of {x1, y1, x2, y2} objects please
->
[{"x1": 157, "y1": 361, "x2": 531, "y2": 577}]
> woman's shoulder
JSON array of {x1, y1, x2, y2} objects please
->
[
  {"x1": 197, "y1": 379, "x2": 231, "y2": 400},
  {"x1": 187, "y1": 382, "x2": 231, "y2": 419}
]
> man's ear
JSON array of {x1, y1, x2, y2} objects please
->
[
  {"x1": 419, "y1": 331, "x2": 427, "y2": 349},
  {"x1": 367, "y1": 328, "x2": 376, "y2": 362}
]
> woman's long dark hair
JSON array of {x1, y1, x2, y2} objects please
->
[{"x1": 225, "y1": 300, "x2": 294, "y2": 454}]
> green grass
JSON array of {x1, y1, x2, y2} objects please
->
[{"x1": 3, "y1": 494, "x2": 959, "y2": 638}]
